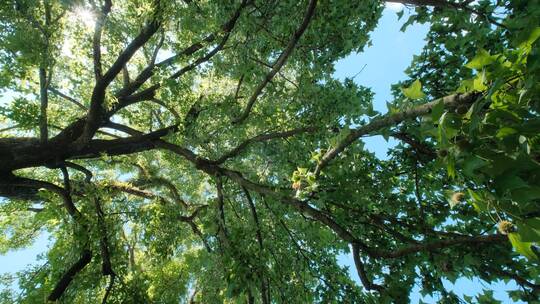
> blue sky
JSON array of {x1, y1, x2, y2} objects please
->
[{"x1": 0, "y1": 4, "x2": 524, "y2": 303}]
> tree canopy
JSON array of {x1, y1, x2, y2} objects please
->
[{"x1": 0, "y1": 0, "x2": 539, "y2": 303}]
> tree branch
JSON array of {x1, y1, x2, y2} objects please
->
[
  {"x1": 215, "y1": 176, "x2": 229, "y2": 240},
  {"x1": 92, "y1": 0, "x2": 112, "y2": 80},
  {"x1": 352, "y1": 243, "x2": 384, "y2": 292},
  {"x1": 212, "y1": 127, "x2": 317, "y2": 164},
  {"x1": 392, "y1": 131, "x2": 436, "y2": 159},
  {"x1": 48, "y1": 87, "x2": 87, "y2": 110},
  {"x1": 385, "y1": 0, "x2": 506, "y2": 28},
  {"x1": 110, "y1": 0, "x2": 249, "y2": 114},
  {"x1": 315, "y1": 92, "x2": 479, "y2": 176},
  {"x1": 232, "y1": 0, "x2": 317, "y2": 124},
  {"x1": 47, "y1": 249, "x2": 92, "y2": 301},
  {"x1": 242, "y1": 187, "x2": 270, "y2": 304},
  {"x1": 39, "y1": 68, "x2": 49, "y2": 143},
  {"x1": 81, "y1": 5, "x2": 162, "y2": 145}
]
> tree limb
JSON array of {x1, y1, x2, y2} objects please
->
[
  {"x1": 92, "y1": 0, "x2": 112, "y2": 80},
  {"x1": 81, "y1": 4, "x2": 162, "y2": 145},
  {"x1": 110, "y1": 0, "x2": 248, "y2": 114},
  {"x1": 49, "y1": 87, "x2": 87, "y2": 110},
  {"x1": 352, "y1": 243, "x2": 384, "y2": 292},
  {"x1": 39, "y1": 68, "x2": 49, "y2": 143},
  {"x1": 232, "y1": 0, "x2": 318, "y2": 124},
  {"x1": 315, "y1": 92, "x2": 479, "y2": 176},
  {"x1": 212, "y1": 127, "x2": 317, "y2": 164},
  {"x1": 47, "y1": 249, "x2": 92, "y2": 301}
]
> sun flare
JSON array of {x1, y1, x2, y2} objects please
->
[{"x1": 70, "y1": 6, "x2": 95, "y2": 29}]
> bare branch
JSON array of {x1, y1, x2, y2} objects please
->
[{"x1": 48, "y1": 87, "x2": 87, "y2": 110}]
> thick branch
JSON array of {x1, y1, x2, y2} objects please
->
[
  {"x1": 0, "y1": 125, "x2": 176, "y2": 172},
  {"x1": 81, "y1": 12, "x2": 161, "y2": 145},
  {"x1": 352, "y1": 243, "x2": 384, "y2": 292},
  {"x1": 315, "y1": 92, "x2": 479, "y2": 176},
  {"x1": 92, "y1": 0, "x2": 112, "y2": 80},
  {"x1": 2, "y1": 171, "x2": 92, "y2": 301},
  {"x1": 95, "y1": 197, "x2": 114, "y2": 276},
  {"x1": 47, "y1": 249, "x2": 92, "y2": 301},
  {"x1": 102, "y1": 273, "x2": 116, "y2": 304},
  {"x1": 59, "y1": 165, "x2": 79, "y2": 218},
  {"x1": 110, "y1": 0, "x2": 248, "y2": 114}
]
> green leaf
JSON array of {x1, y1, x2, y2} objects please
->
[
  {"x1": 458, "y1": 79, "x2": 475, "y2": 93},
  {"x1": 396, "y1": 10, "x2": 404, "y2": 20},
  {"x1": 465, "y1": 49, "x2": 495, "y2": 69},
  {"x1": 467, "y1": 189, "x2": 488, "y2": 212},
  {"x1": 447, "y1": 157, "x2": 456, "y2": 178},
  {"x1": 496, "y1": 127, "x2": 517, "y2": 139},
  {"x1": 523, "y1": 218, "x2": 540, "y2": 230},
  {"x1": 508, "y1": 232, "x2": 538, "y2": 261},
  {"x1": 462, "y1": 156, "x2": 487, "y2": 177},
  {"x1": 493, "y1": 174, "x2": 528, "y2": 194},
  {"x1": 519, "y1": 27, "x2": 540, "y2": 48},
  {"x1": 473, "y1": 72, "x2": 487, "y2": 91},
  {"x1": 401, "y1": 79, "x2": 426, "y2": 100},
  {"x1": 516, "y1": 222, "x2": 540, "y2": 242},
  {"x1": 431, "y1": 99, "x2": 445, "y2": 121},
  {"x1": 512, "y1": 186, "x2": 540, "y2": 203}
]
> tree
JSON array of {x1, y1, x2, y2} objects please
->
[{"x1": 0, "y1": 0, "x2": 539, "y2": 302}]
